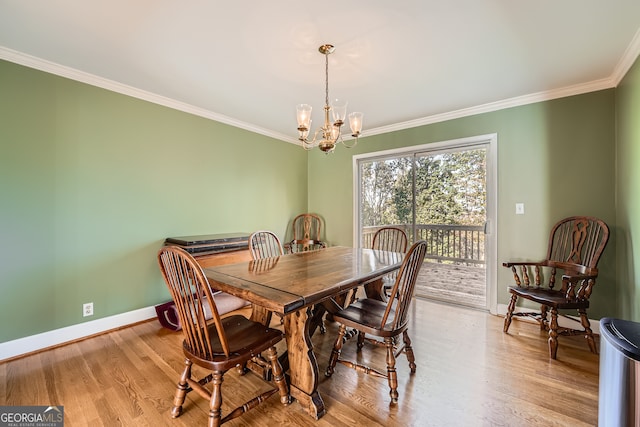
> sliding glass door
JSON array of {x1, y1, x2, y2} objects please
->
[{"x1": 355, "y1": 135, "x2": 496, "y2": 311}]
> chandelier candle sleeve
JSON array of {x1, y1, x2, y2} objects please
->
[
  {"x1": 296, "y1": 44, "x2": 364, "y2": 153},
  {"x1": 349, "y1": 112, "x2": 363, "y2": 136},
  {"x1": 331, "y1": 99, "x2": 347, "y2": 125},
  {"x1": 296, "y1": 104, "x2": 312, "y2": 131}
]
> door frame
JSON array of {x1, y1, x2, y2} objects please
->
[{"x1": 352, "y1": 133, "x2": 498, "y2": 314}]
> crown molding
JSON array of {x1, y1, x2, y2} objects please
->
[
  {"x1": 611, "y1": 28, "x2": 640, "y2": 85},
  {"x1": 2, "y1": 41, "x2": 638, "y2": 145},
  {"x1": 363, "y1": 76, "x2": 617, "y2": 138},
  {"x1": 364, "y1": 30, "x2": 640, "y2": 138},
  {"x1": 0, "y1": 46, "x2": 296, "y2": 144}
]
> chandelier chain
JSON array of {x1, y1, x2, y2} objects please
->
[{"x1": 324, "y1": 52, "x2": 329, "y2": 109}]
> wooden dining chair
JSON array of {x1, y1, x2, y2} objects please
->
[
  {"x1": 372, "y1": 227, "x2": 409, "y2": 299},
  {"x1": 157, "y1": 246, "x2": 290, "y2": 427},
  {"x1": 325, "y1": 240, "x2": 428, "y2": 404},
  {"x1": 249, "y1": 230, "x2": 285, "y2": 327},
  {"x1": 249, "y1": 230, "x2": 284, "y2": 260},
  {"x1": 249, "y1": 229, "x2": 329, "y2": 334},
  {"x1": 372, "y1": 226, "x2": 409, "y2": 253},
  {"x1": 503, "y1": 216, "x2": 609, "y2": 359},
  {"x1": 284, "y1": 213, "x2": 327, "y2": 253}
]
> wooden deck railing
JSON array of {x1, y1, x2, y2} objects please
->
[{"x1": 363, "y1": 224, "x2": 485, "y2": 265}]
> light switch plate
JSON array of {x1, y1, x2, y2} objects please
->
[{"x1": 515, "y1": 203, "x2": 525, "y2": 215}]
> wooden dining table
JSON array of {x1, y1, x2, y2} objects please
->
[{"x1": 202, "y1": 246, "x2": 404, "y2": 420}]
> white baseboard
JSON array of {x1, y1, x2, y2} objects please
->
[
  {"x1": 1, "y1": 303, "x2": 601, "y2": 362},
  {"x1": 496, "y1": 303, "x2": 601, "y2": 335},
  {"x1": 0, "y1": 306, "x2": 158, "y2": 362}
]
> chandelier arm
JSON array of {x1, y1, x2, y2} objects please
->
[
  {"x1": 341, "y1": 136, "x2": 358, "y2": 149},
  {"x1": 301, "y1": 127, "x2": 325, "y2": 147},
  {"x1": 334, "y1": 126, "x2": 343, "y2": 145}
]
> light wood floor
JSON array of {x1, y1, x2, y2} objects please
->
[{"x1": 0, "y1": 299, "x2": 600, "y2": 426}]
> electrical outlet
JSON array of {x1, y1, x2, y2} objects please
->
[{"x1": 83, "y1": 302, "x2": 94, "y2": 317}]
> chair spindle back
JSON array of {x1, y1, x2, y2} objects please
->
[
  {"x1": 383, "y1": 240, "x2": 428, "y2": 330},
  {"x1": 157, "y1": 246, "x2": 230, "y2": 359},
  {"x1": 249, "y1": 231, "x2": 284, "y2": 260},
  {"x1": 292, "y1": 214, "x2": 323, "y2": 248},
  {"x1": 547, "y1": 216, "x2": 609, "y2": 269},
  {"x1": 372, "y1": 227, "x2": 409, "y2": 253}
]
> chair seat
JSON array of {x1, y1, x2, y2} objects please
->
[
  {"x1": 332, "y1": 298, "x2": 404, "y2": 337},
  {"x1": 184, "y1": 315, "x2": 284, "y2": 371},
  {"x1": 508, "y1": 286, "x2": 590, "y2": 309}
]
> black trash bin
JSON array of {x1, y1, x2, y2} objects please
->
[{"x1": 599, "y1": 317, "x2": 640, "y2": 426}]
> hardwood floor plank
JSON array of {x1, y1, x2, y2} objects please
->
[{"x1": 0, "y1": 299, "x2": 599, "y2": 426}]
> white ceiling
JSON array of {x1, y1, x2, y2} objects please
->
[{"x1": 1, "y1": 1, "x2": 639, "y2": 144}]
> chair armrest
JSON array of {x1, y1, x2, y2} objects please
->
[
  {"x1": 503, "y1": 261, "x2": 547, "y2": 287},
  {"x1": 502, "y1": 261, "x2": 546, "y2": 268},
  {"x1": 561, "y1": 273, "x2": 598, "y2": 281},
  {"x1": 286, "y1": 239, "x2": 326, "y2": 253},
  {"x1": 561, "y1": 272, "x2": 599, "y2": 300}
]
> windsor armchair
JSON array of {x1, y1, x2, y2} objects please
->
[
  {"x1": 284, "y1": 213, "x2": 327, "y2": 253},
  {"x1": 503, "y1": 216, "x2": 609, "y2": 359}
]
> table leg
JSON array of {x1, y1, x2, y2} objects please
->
[
  {"x1": 364, "y1": 277, "x2": 386, "y2": 301},
  {"x1": 308, "y1": 304, "x2": 326, "y2": 337},
  {"x1": 283, "y1": 306, "x2": 326, "y2": 419},
  {"x1": 250, "y1": 304, "x2": 273, "y2": 325}
]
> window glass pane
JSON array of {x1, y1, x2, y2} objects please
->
[{"x1": 359, "y1": 156, "x2": 412, "y2": 248}]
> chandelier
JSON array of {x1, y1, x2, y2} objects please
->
[{"x1": 296, "y1": 44, "x2": 363, "y2": 153}]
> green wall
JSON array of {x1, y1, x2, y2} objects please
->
[
  {"x1": 0, "y1": 60, "x2": 308, "y2": 342},
  {"x1": 308, "y1": 90, "x2": 617, "y2": 319},
  {"x1": 2, "y1": 53, "x2": 636, "y2": 345},
  {"x1": 616, "y1": 56, "x2": 640, "y2": 320}
]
